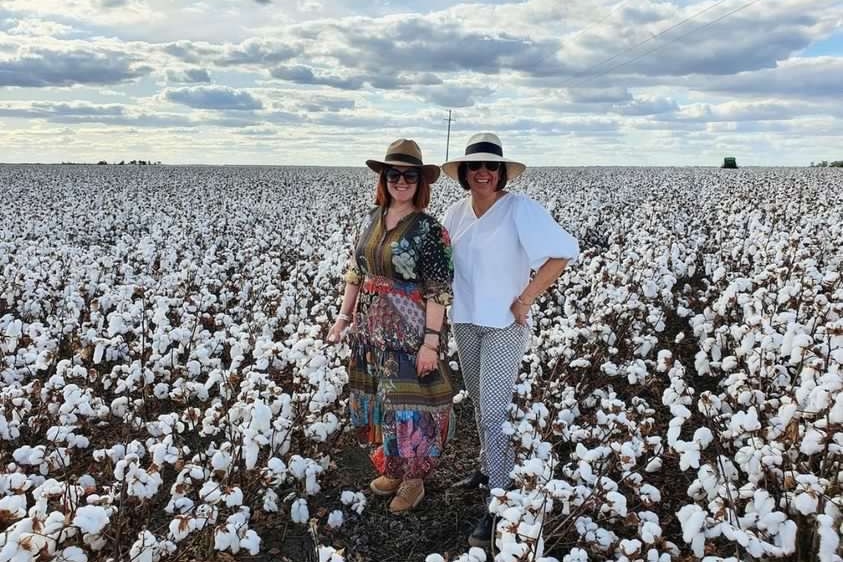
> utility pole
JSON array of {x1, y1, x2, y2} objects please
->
[{"x1": 444, "y1": 110, "x2": 454, "y2": 161}]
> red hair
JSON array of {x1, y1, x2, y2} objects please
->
[{"x1": 374, "y1": 170, "x2": 431, "y2": 209}]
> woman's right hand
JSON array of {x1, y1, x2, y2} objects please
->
[{"x1": 326, "y1": 318, "x2": 349, "y2": 343}]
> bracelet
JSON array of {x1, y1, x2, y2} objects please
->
[
  {"x1": 423, "y1": 327, "x2": 440, "y2": 336},
  {"x1": 421, "y1": 342, "x2": 439, "y2": 353},
  {"x1": 337, "y1": 313, "x2": 352, "y2": 322}
]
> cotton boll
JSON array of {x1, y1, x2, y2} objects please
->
[
  {"x1": 73, "y1": 505, "x2": 111, "y2": 535},
  {"x1": 318, "y1": 545, "x2": 347, "y2": 562},
  {"x1": 225, "y1": 487, "x2": 243, "y2": 507},
  {"x1": 291, "y1": 498, "x2": 309, "y2": 524},
  {"x1": 240, "y1": 529, "x2": 261, "y2": 555},
  {"x1": 55, "y1": 546, "x2": 87, "y2": 562},
  {"x1": 168, "y1": 516, "x2": 192, "y2": 542},
  {"x1": 0, "y1": 494, "x2": 27, "y2": 520},
  {"x1": 793, "y1": 491, "x2": 818, "y2": 515},
  {"x1": 327, "y1": 510, "x2": 344, "y2": 529},
  {"x1": 677, "y1": 504, "x2": 706, "y2": 556}
]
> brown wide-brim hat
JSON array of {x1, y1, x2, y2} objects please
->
[
  {"x1": 441, "y1": 132, "x2": 526, "y2": 181},
  {"x1": 366, "y1": 138, "x2": 440, "y2": 183}
]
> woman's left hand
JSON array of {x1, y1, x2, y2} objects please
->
[
  {"x1": 416, "y1": 345, "x2": 438, "y2": 377},
  {"x1": 511, "y1": 297, "x2": 532, "y2": 326}
]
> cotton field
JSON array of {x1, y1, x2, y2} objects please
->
[{"x1": 1, "y1": 164, "x2": 841, "y2": 562}]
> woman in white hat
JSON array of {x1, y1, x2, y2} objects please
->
[
  {"x1": 327, "y1": 139, "x2": 454, "y2": 514},
  {"x1": 441, "y1": 132, "x2": 579, "y2": 546}
]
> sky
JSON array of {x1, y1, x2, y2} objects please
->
[{"x1": 0, "y1": 0, "x2": 841, "y2": 166}]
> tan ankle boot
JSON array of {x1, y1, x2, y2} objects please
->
[
  {"x1": 388, "y1": 479, "x2": 425, "y2": 513},
  {"x1": 370, "y1": 475, "x2": 401, "y2": 496}
]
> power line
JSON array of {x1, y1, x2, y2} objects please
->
[
  {"x1": 560, "y1": 0, "x2": 733, "y2": 89},
  {"x1": 569, "y1": 0, "x2": 763, "y2": 87},
  {"x1": 565, "y1": 0, "x2": 631, "y2": 42}
]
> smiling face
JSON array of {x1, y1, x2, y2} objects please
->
[
  {"x1": 385, "y1": 166, "x2": 419, "y2": 206},
  {"x1": 465, "y1": 162, "x2": 501, "y2": 197}
]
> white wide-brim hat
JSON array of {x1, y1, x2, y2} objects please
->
[{"x1": 441, "y1": 132, "x2": 526, "y2": 181}]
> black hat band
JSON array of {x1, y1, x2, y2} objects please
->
[
  {"x1": 384, "y1": 152, "x2": 423, "y2": 165},
  {"x1": 465, "y1": 142, "x2": 503, "y2": 157}
]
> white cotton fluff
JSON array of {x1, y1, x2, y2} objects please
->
[
  {"x1": 73, "y1": 505, "x2": 111, "y2": 535},
  {"x1": 55, "y1": 546, "x2": 88, "y2": 562},
  {"x1": 240, "y1": 529, "x2": 261, "y2": 555},
  {"x1": 340, "y1": 491, "x2": 366, "y2": 515},
  {"x1": 816, "y1": 514, "x2": 839, "y2": 562},
  {"x1": 620, "y1": 538, "x2": 642, "y2": 555},
  {"x1": 800, "y1": 428, "x2": 826, "y2": 455},
  {"x1": 168, "y1": 516, "x2": 193, "y2": 542},
  {"x1": 677, "y1": 504, "x2": 706, "y2": 557},
  {"x1": 225, "y1": 487, "x2": 243, "y2": 507},
  {"x1": 199, "y1": 481, "x2": 223, "y2": 504},
  {"x1": 793, "y1": 491, "x2": 818, "y2": 515},
  {"x1": 640, "y1": 521, "x2": 662, "y2": 544},
  {"x1": 0, "y1": 494, "x2": 27, "y2": 520},
  {"x1": 327, "y1": 510, "x2": 344, "y2": 529},
  {"x1": 319, "y1": 546, "x2": 347, "y2": 562},
  {"x1": 562, "y1": 548, "x2": 589, "y2": 562},
  {"x1": 291, "y1": 498, "x2": 309, "y2": 524}
]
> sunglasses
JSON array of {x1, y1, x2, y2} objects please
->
[
  {"x1": 385, "y1": 168, "x2": 421, "y2": 184},
  {"x1": 467, "y1": 161, "x2": 502, "y2": 172}
]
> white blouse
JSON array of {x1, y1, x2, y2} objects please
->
[{"x1": 442, "y1": 193, "x2": 580, "y2": 328}]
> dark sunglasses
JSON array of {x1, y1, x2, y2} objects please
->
[
  {"x1": 467, "y1": 161, "x2": 502, "y2": 172},
  {"x1": 385, "y1": 168, "x2": 421, "y2": 184}
]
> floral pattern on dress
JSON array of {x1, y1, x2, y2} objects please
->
[{"x1": 344, "y1": 207, "x2": 455, "y2": 480}]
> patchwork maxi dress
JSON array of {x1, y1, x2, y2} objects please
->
[{"x1": 345, "y1": 207, "x2": 454, "y2": 480}]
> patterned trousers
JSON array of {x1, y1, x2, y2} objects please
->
[{"x1": 452, "y1": 322, "x2": 531, "y2": 490}]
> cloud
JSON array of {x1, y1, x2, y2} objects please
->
[
  {"x1": 165, "y1": 68, "x2": 211, "y2": 83},
  {"x1": 163, "y1": 85, "x2": 264, "y2": 110},
  {"x1": 662, "y1": 99, "x2": 843, "y2": 122},
  {"x1": 567, "y1": 87, "x2": 632, "y2": 104},
  {"x1": 611, "y1": 96, "x2": 679, "y2": 116},
  {"x1": 217, "y1": 38, "x2": 298, "y2": 66},
  {"x1": 0, "y1": 44, "x2": 151, "y2": 87},
  {"x1": 5, "y1": 18, "x2": 73, "y2": 36},
  {"x1": 414, "y1": 84, "x2": 494, "y2": 108},
  {"x1": 270, "y1": 65, "x2": 364, "y2": 89},
  {"x1": 300, "y1": 97, "x2": 355, "y2": 112},
  {"x1": 95, "y1": 0, "x2": 130, "y2": 7},
  {"x1": 688, "y1": 57, "x2": 843, "y2": 99},
  {"x1": 0, "y1": 100, "x2": 195, "y2": 128}
]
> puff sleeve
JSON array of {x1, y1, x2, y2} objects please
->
[
  {"x1": 417, "y1": 218, "x2": 454, "y2": 306},
  {"x1": 513, "y1": 196, "x2": 580, "y2": 271}
]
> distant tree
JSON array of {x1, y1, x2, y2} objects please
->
[
  {"x1": 119, "y1": 160, "x2": 125, "y2": 165},
  {"x1": 97, "y1": 160, "x2": 108, "y2": 165},
  {"x1": 830, "y1": 160, "x2": 843, "y2": 167}
]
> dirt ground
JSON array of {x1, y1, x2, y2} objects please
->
[{"x1": 257, "y1": 401, "x2": 492, "y2": 562}]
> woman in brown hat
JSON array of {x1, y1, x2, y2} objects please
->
[{"x1": 327, "y1": 139, "x2": 454, "y2": 513}]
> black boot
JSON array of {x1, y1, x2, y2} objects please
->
[
  {"x1": 468, "y1": 512, "x2": 494, "y2": 547},
  {"x1": 452, "y1": 470, "x2": 489, "y2": 489}
]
